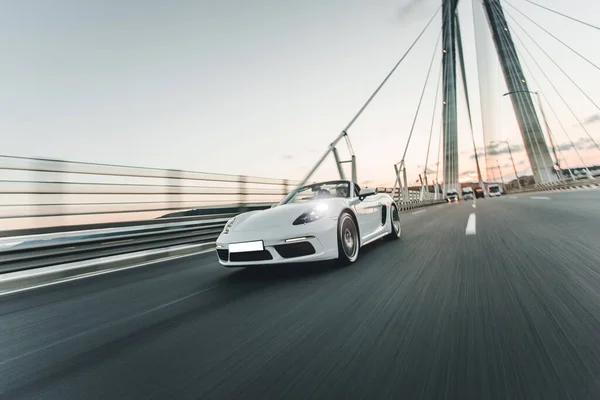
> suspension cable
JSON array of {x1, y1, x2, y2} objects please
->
[
  {"x1": 455, "y1": 12, "x2": 483, "y2": 185},
  {"x1": 505, "y1": 12, "x2": 600, "y2": 153},
  {"x1": 401, "y1": 29, "x2": 442, "y2": 161},
  {"x1": 341, "y1": 6, "x2": 441, "y2": 134},
  {"x1": 424, "y1": 62, "x2": 443, "y2": 181},
  {"x1": 520, "y1": 0, "x2": 600, "y2": 32},
  {"x1": 509, "y1": 24, "x2": 595, "y2": 169},
  {"x1": 505, "y1": 1, "x2": 600, "y2": 72},
  {"x1": 504, "y1": 8, "x2": 600, "y2": 112}
]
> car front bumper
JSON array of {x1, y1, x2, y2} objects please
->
[{"x1": 215, "y1": 222, "x2": 339, "y2": 266}]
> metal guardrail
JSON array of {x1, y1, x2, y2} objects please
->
[
  {"x1": 0, "y1": 216, "x2": 232, "y2": 274},
  {"x1": 0, "y1": 155, "x2": 300, "y2": 235},
  {"x1": 504, "y1": 178, "x2": 599, "y2": 194},
  {"x1": 0, "y1": 203, "x2": 278, "y2": 274}
]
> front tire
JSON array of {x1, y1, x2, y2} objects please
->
[
  {"x1": 388, "y1": 204, "x2": 401, "y2": 240},
  {"x1": 337, "y1": 212, "x2": 359, "y2": 265},
  {"x1": 388, "y1": 204, "x2": 402, "y2": 240}
]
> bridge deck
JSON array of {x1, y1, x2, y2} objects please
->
[{"x1": 1, "y1": 189, "x2": 599, "y2": 399}]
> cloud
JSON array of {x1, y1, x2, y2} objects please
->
[
  {"x1": 460, "y1": 170, "x2": 476, "y2": 177},
  {"x1": 555, "y1": 143, "x2": 573, "y2": 152},
  {"x1": 486, "y1": 142, "x2": 524, "y2": 156},
  {"x1": 396, "y1": 0, "x2": 424, "y2": 21},
  {"x1": 585, "y1": 114, "x2": 600, "y2": 125},
  {"x1": 469, "y1": 142, "x2": 524, "y2": 159},
  {"x1": 416, "y1": 166, "x2": 437, "y2": 175},
  {"x1": 282, "y1": 154, "x2": 293, "y2": 160},
  {"x1": 554, "y1": 137, "x2": 598, "y2": 152}
]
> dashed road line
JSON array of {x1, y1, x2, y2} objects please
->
[
  {"x1": 530, "y1": 196, "x2": 550, "y2": 200},
  {"x1": 465, "y1": 213, "x2": 476, "y2": 236},
  {"x1": 412, "y1": 210, "x2": 426, "y2": 215}
]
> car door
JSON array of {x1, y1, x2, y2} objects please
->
[{"x1": 352, "y1": 184, "x2": 382, "y2": 240}]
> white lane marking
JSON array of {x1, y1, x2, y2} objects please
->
[
  {"x1": 412, "y1": 210, "x2": 426, "y2": 215},
  {"x1": 509, "y1": 196, "x2": 517, "y2": 199},
  {"x1": 530, "y1": 196, "x2": 550, "y2": 200},
  {"x1": 472, "y1": 203, "x2": 476, "y2": 209},
  {"x1": 0, "y1": 248, "x2": 215, "y2": 297},
  {"x1": 465, "y1": 213, "x2": 476, "y2": 236},
  {"x1": 0, "y1": 283, "x2": 220, "y2": 366}
]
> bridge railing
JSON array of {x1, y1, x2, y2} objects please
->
[
  {"x1": 0, "y1": 155, "x2": 300, "y2": 237},
  {"x1": 504, "y1": 178, "x2": 598, "y2": 194},
  {"x1": 376, "y1": 187, "x2": 445, "y2": 209}
]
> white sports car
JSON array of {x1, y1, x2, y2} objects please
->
[{"x1": 215, "y1": 180, "x2": 401, "y2": 267}]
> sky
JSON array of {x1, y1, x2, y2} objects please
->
[{"x1": 1, "y1": 0, "x2": 599, "y2": 188}]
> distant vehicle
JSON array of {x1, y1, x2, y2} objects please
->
[
  {"x1": 461, "y1": 187, "x2": 474, "y2": 200},
  {"x1": 474, "y1": 187, "x2": 485, "y2": 199},
  {"x1": 488, "y1": 184, "x2": 502, "y2": 197},
  {"x1": 215, "y1": 180, "x2": 401, "y2": 267},
  {"x1": 446, "y1": 189, "x2": 459, "y2": 203}
]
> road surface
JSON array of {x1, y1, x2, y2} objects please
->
[{"x1": 2, "y1": 189, "x2": 600, "y2": 399}]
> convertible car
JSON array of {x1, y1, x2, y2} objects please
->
[{"x1": 215, "y1": 180, "x2": 401, "y2": 267}]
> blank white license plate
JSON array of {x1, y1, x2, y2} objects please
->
[{"x1": 229, "y1": 241, "x2": 264, "y2": 253}]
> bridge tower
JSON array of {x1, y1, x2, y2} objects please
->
[
  {"x1": 441, "y1": 0, "x2": 460, "y2": 193},
  {"x1": 442, "y1": 0, "x2": 558, "y2": 186},
  {"x1": 480, "y1": 0, "x2": 557, "y2": 184}
]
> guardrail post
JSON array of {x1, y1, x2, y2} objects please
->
[
  {"x1": 238, "y1": 175, "x2": 247, "y2": 213},
  {"x1": 282, "y1": 179, "x2": 289, "y2": 198},
  {"x1": 167, "y1": 169, "x2": 182, "y2": 212}
]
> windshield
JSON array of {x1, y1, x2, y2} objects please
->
[
  {"x1": 462, "y1": 188, "x2": 472, "y2": 194},
  {"x1": 489, "y1": 186, "x2": 500, "y2": 193},
  {"x1": 280, "y1": 181, "x2": 351, "y2": 204},
  {"x1": 447, "y1": 191, "x2": 457, "y2": 196}
]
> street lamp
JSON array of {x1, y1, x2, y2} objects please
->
[
  {"x1": 496, "y1": 160, "x2": 505, "y2": 186},
  {"x1": 491, "y1": 140, "x2": 521, "y2": 189}
]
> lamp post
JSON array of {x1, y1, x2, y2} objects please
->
[
  {"x1": 492, "y1": 140, "x2": 521, "y2": 189},
  {"x1": 497, "y1": 160, "x2": 505, "y2": 186}
]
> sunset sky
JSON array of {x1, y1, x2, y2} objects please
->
[{"x1": 2, "y1": 0, "x2": 599, "y2": 189}]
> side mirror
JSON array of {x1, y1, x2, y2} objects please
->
[{"x1": 358, "y1": 188, "x2": 376, "y2": 201}]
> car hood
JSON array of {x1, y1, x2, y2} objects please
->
[{"x1": 231, "y1": 201, "x2": 338, "y2": 232}]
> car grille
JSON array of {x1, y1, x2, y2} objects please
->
[
  {"x1": 274, "y1": 242, "x2": 316, "y2": 259},
  {"x1": 216, "y1": 249, "x2": 229, "y2": 261},
  {"x1": 229, "y1": 250, "x2": 273, "y2": 262}
]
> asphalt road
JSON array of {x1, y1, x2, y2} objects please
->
[{"x1": 2, "y1": 188, "x2": 600, "y2": 399}]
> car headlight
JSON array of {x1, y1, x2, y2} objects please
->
[
  {"x1": 222, "y1": 217, "x2": 236, "y2": 234},
  {"x1": 293, "y1": 203, "x2": 328, "y2": 225}
]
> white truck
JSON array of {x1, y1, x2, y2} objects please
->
[
  {"x1": 487, "y1": 184, "x2": 503, "y2": 197},
  {"x1": 461, "y1": 187, "x2": 474, "y2": 200}
]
